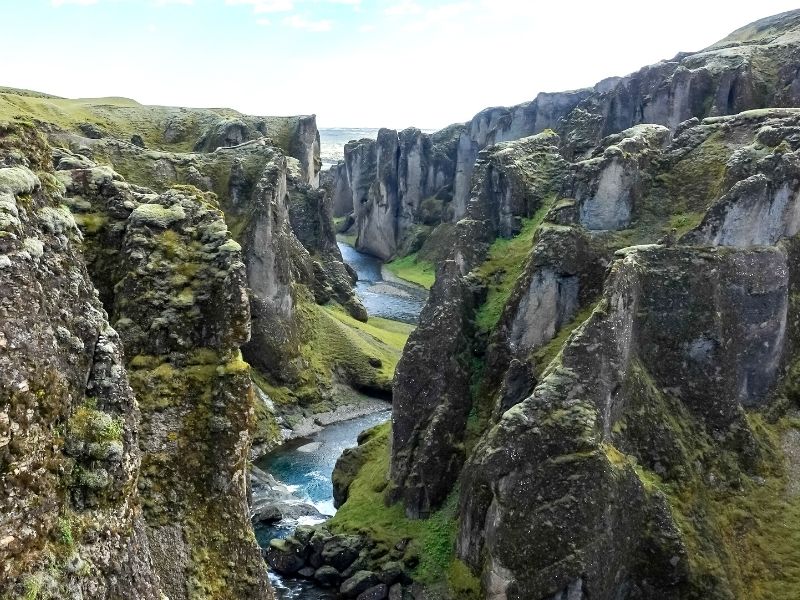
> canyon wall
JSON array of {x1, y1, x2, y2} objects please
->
[
  {"x1": 316, "y1": 10, "x2": 800, "y2": 600},
  {"x1": 333, "y1": 8, "x2": 800, "y2": 260}
]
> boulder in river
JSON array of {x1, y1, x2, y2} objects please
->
[{"x1": 250, "y1": 466, "x2": 325, "y2": 524}]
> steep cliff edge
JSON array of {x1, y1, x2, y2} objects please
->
[
  {"x1": 0, "y1": 124, "x2": 164, "y2": 598},
  {"x1": 332, "y1": 8, "x2": 800, "y2": 266},
  {"x1": 0, "y1": 92, "x2": 320, "y2": 185},
  {"x1": 53, "y1": 154, "x2": 272, "y2": 598},
  {"x1": 0, "y1": 87, "x2": 395, "y2": 452},
  {"x1": 318, "y1": 10, "x2": 800, "y2": 600}
]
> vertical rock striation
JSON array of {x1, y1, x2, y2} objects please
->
[
  {"x1": 332, "y1": 9, "x2": 800, "y2": 260},
  {"x1": 56, "y1": 151, "x2": 272, "y2": 599},
  {"x1": 0, "y1": 123, "x2": 163, "y2": 598}
]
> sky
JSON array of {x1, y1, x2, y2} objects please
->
[{"x1": 1, "y1": 0, "x2": 798, "y2": 129}]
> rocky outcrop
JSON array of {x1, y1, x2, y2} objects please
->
[
  {"x1": 681, "y1": 109, "x2": 800, "y2": 247},
  {"x1": 483, "y1": 224, "x2": 607, "y2": 419},
  {"x1": 53, "y1": 133, "x2": 367, "y2": 395},
  {"x1": 567, "y1": 124, "x2": 669, "y2": 231},
  {"x1": 55, "y1": 150, "x2": 272, "y2": 598},
  {"x1": 560, "y1": 9, "x2": 800, "y2": 159},
  {"x1": 374, "y1": 12, "x2": 800, "y2": 600},
  {"x1": 390, "y1": 131, "x2": 566, "y2": 517},
  {"x1": 0, "y1": 88, "x2": 324, "y2": 188},
  {"x1": 451, "y1": 92, "x2": 591, "y2": 219},
  {"x1": 265, "y1": 524, "x2": 413, "y2": 598},
  {"x1": 333, "y1": 9, "x2": 800, "y2": 260},
  {"x1": 0, "y1": 123, "x2": 164, "y2": 599},
  {"x1": 338, "y1": 125, "x2": 463, "y2": 259},
  {"x1": 458, "y1": 245, "x2": 788, "y2": 599}
]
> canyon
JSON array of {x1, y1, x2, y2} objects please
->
[{"x1": 3, "y1": 7, "x2": 800, "y2": 600}]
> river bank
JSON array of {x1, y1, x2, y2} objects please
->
[{"x1": 253, "y1": 240, "x2": 428, "y2": 599}]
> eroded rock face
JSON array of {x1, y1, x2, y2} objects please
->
[
  {"x1": 56, "y1": 152, "x2": 272, "y2": 599},
  {"x1": 333, "y1": 10, "x2": 800, "y2": 256},
  {"x1": 0, "y1": 123, "x2": 162, "y2": 598},
  {"x1": 338, "y1": 125, "x2": 463, "y2": 259},
  {"x1": 561, "y1": 10, "x2": 800, "y2": 159},
  {"x1": 569, "y1": 124, "x2": 669, "y2": 231},
  {"x1": 452, "y1": 91, "x2": 591, "y2": 218},
  {"x1": 383, "y1": 12, "x2": 800, "y2": 599},
  {"x1": 486, "y1": 224, "x2": 607, "y2": 416},
  {"x1": 390, "y1": 132, "x2": 565, "y2": 517},
  {"x1": 458, "y1": 246, "x2": 789, "y2": 600},
  {"x1": 681, "y1": 109, "x2": 800, "y2": 247}
]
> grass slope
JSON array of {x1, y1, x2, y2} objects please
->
[
  {"x1": 385, "y1": 252, "x2": 436, "y2": 289},
  {"x1": 329, "y1": 423, "x2": 480, "y2": 598},
  {"x1": 0, "y1": 88, "x2": 298, "y2": 153}
]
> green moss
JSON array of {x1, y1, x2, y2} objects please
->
[
  {"x1": 22, "y1": 576, "x2": 41, "y2": 600},
  {"x1": 606, "y1": 360, "x2": 800, "y2": 599},
  {"x1": 447, "y1": 559, "x2": 481, "y2": 599},
  {"x1": 0, "y1": 88, "x2": 300, "y2": 155},
  {"x1": 474, "y1": 202, "x2": 553, "y2": 333},
  {"x1": 68, "y1": 404, "x2": 123, "y2": 443},
  {"x1": 604, "y1": 130, "x2": 731, "y2": 249},
  {"x1": 328, "y1": 423, "x2": 463, "y2": 589},
  {"x1": 668, "y1": 211, "x2": 706, "y2": 237},
  {"x1": 385, "y1": 252, "x2": 436, "y2": 289},
  {"x1": 129, "y1": 354, "x2": 162, "y2": 369},
  {"x1": 72, "y1": 212, "x2": 108, "y2": 234},
  {"x1": 285, "y1": 302, "x2": 414, "y2": 400},
  {"x1": 532, "y1": 302, "x2": 598, "y2": 376},
  {"x1": 57, "y1": 517, "x2": 74, "y2": 549}
]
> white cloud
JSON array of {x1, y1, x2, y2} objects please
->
[
  {"x1": 282, "y1": 13, "x2": 332, "y2": 31},
  {"x1": 256, "y1": 17, "x2": 271, "y2": 25},
  {"x1": 226, "y1": 0, "x2": 294, "y2": 13},
  {"x1": 403, "y1": 2, "x2": 473, "y2": 31},
  {"x1": 51, "y1": 0, "x2": 98, "y2": 6},
  {"x1": 358, "y1": 23, "x2": 375, "y2": 32},
  {"x1": 384, "y1": 1, "x2": 422, "y2": 16}
]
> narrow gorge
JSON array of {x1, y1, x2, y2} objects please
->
[{"x1": 3, "y1": 7, "x2": 800, "y2": 600}]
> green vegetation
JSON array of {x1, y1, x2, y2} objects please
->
[
  {"x1": 532, "y1": 302, "x2": 598, "y2": 376},
  {"x1": 248, "y1": 300, "x2": 414, "y2": 438},
  {"x1": 385, "y1": 252, "x2": 436, "y2": 289},
  {"x1": 329, "y1": 423, "x2": 474, "y2": 593},
  {"x1": 474, "y1": 204, "x2": 551, "y2": 333},
  {"x1": 336, "y1": 232, "x2": 357, "y2": 246},
  {"x1": 622, "y1": 416, "x2": 800, "y2": 599},
  {"x1": 22, "y1": 576, "x2": 41, "y2": 600},
  {"x1": 605, "y1": 129, "x2": 732, "y2": 250},
  {"x1": 298, "y1": 303, "x2": 413, "y2": 388},
  {"x1": 0, "y1": 87, "x2": 298, "y2": 154},
  {"x1": 67, "y1": 402, "x2": 124, "y2": 443},
  {"x1": 605, "y1": 361, "x2": 800, "y2": 599},
  {"x1": 57, "y1": 517, "x2": 74, "y2": 549}
]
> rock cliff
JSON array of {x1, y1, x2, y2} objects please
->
[
  {"x1": 323, "y1": 9, "x2": 800, "y2": 600},
  {"x1": 332, "y1": 8, "x2": 800, "y2": 263},
  {"x1": 54, "y1": 152, "x2": 271, "y2": 599},
  {"x1": 2, "y1": 88, "x2": 383, "y2": 447},
  {"x1": 0, "y1": 124, "x2": 163, "y2": 598}
]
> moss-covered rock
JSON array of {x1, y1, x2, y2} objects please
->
[
  {"x1": 0, "y1": 121, "x2": 162, "y2": 599},
  {"x1": 56, "y1": 151, "x2": 272, "y2": 599}
]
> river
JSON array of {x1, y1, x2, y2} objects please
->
[
  {"x1": 254, "y1": 242, "x2": 427, "y2": 598},
  {"x1": 337, "y1": 242, "x2": 427, "y2": 324}
]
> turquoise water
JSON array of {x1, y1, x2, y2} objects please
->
[
  {"x1": 338, "y1": 242, "x2": 427, "y2": 324},
  {"x1": 255, "y1": 410, "x2": 391, "y2": 599},
  {"x1": 254, "y1": 242, "x2": 425, "y2": 598}
]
